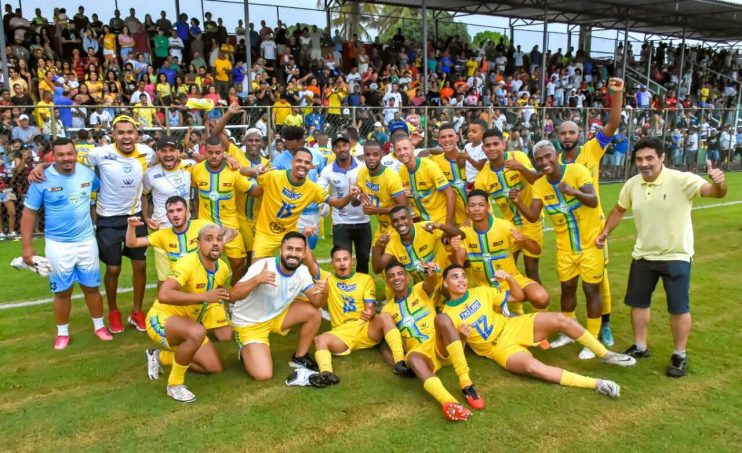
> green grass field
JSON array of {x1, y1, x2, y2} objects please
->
[{"x1": 1, "y1": 174, "x2": 741, "y2": 452}]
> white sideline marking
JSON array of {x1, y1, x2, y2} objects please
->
[{"x1": 3, "y1": 200, "x2": 741, "y2": 310}]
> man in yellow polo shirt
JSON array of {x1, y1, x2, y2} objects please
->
[
  {"x1": 272, "y1": 96, "x2": 292, "y2": 128},
  {"x1": 597, "y1": 137, "x2": 727, "y2": 378},
  {"x1": 213, "y1": 50, "x2": 232, "y2": 98}
]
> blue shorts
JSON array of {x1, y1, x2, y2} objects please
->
[
  {"x1": 624, "y1": 259, "x2": 691, "y2": 314},
  {"x1": 46, "y1": 237, "x2": 101, "y2": 292}
]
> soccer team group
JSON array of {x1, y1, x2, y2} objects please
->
[{"x1": 17, "y1": 77, "x2": 723, "y2": 421}]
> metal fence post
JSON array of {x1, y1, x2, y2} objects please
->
[
  {"x1": 423, "y1": 105, "x2": 429, "y2": 148},
  {"x1": 50, "y1": 105, "x2": 57, "y2": 139},
  {"x1": 164, "y1": 106, "x2": 171, "y2": 135},
  {"x1": 352, "y1": 107, "x2": 357, "y2": 131},
  {"x1": 623, "y1": 107, "x2": 634, "y2": 181},
  {"x1": 267, "y1": 106, "x2": 273, "y2": 158}
]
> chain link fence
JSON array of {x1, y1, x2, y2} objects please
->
[{"x1": 0, "y1": 104, "x2": 740, "y2": 237}]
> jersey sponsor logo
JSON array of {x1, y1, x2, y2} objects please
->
[
  {"x1": 544, "y1": 194, "x2": 556, "y2": 201},
  {"x1": 493, "y1": 240, "x2": 504, "y2": 247},
  {"x1": 198, "y1": 182, "x2": 208, "y2": 186},
  {"x1": 153, "y1": 173, "x2": 165, "y2": 179},
  {"x1": 103, "y1": 154, "x2": 118, "y2": 161},
  {"x1": 49, "y1": 186, "x2": 64, "y2": 192},
  {"x1": 223, "y1": 182, "x2": 233, "y2": 187},
  {"x1": 336, "y1": 282, "x2": 357, "y2": 292},
  {"x1": 270, "y1": 221, "x2": 286, "y2": 234},
  {"x1": 459, "y1": 300, "x2": 482, "y2": 320},
  {"x1": 364, "y1": 180, "x2": 380, "y2": 192},
  {"x1": 122, "y1": 178, "x2": 135, "y2": 187},
  {"x1": 169, "y1": 243, "x2": 177, "y2": 248},
  {"x1": 419, "y1": 244, "x2": 429, "y2": 252},
  {"x1": 196, "y1": 283, "x2": 206, "y2": 289},
  {"x1": 123, "y1": 163, "x2": 134, "y2": 173},
  {"x1": 281, "y1": 187, "x2": 302, "y2": 200},
  {"x1": 80, "y1": 182, "x2": 91, "y2": 188},
  {"x1": 509, "y1": 174, "x2": 519, "y2": 181},
  {"x1": 332, "y1": 178, "x2": 342, "y2": 185}
]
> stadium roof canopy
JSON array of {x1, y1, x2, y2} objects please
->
[{"x1": 347, "y1": 0, "x2": 742, "y2": 43}]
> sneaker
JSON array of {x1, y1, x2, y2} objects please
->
[
  {"x1": 624, "y1": 344, "x2": 651, "y2": 359},
  {"x1": 93, "y1": 327, "x2": 113, "y2": 341},
  {"x1": 442, "y1": 402, "x2": 472, "y2": 421},
  {"x1": 601, "y1": 351, "x2": 637, "y2": 367},
  {"x1": 108, "y1": 310, "x2": 124, "y2": 334},
  {"x1": 7, "y1": 232, "x2": 19, "y2": 240},
  {"x1": 146, "y1": 349, "x2": 163, "y2": 380},
  {"x1": 128, "y1": 311, "x2": 146, "y2": 332},
  {"x1": 309, "y1": 371, "x2": 340, "y2": 388},
  {"x1": 285, "y1": 367, "x2": 320, "y2": 387},
  {"x1": 549, "y1": 333, "x2": 575, "y2": 349},
  {"x1": 578, "y1": 347, "x2": 596, "y2": 360},
  {"x1": 666, "y1": 354, "x2": 687, "y2": 378},
  {"x1": 54, "y1": 335, "x2": 70, "y2": 350},
  {"x1": 595, "y1": 379, "x2": 621, "y2": 399},
  {"x1": 462, "y1": 385, "x2": 485, "y2": 410},
  {"x1": 393, "y1": 360, "x2": 415, "y2": 378},
  {"x1": 0, "y1": 232, "x2": 6, "y2": 240},
  {"x1": 166, "y1": 384, "x2": 197, "y2": 403},
  {"x1": 289, "y1": 353, "x2": 319, "y2": 371},
  {"x1": 599, "y1": 324, "x2": 614, "y2": 346},
  {"x1": 320, "y1": 308, "x2": 331, "y2": 321}
]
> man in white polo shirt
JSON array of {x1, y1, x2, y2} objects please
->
[{"x1": 597, "y1": 137, "x2": 727, "y2": 378}]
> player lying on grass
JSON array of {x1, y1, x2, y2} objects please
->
[
  {"x1": 144, "y1": 223, "x2": 232, "y2": 403},
  {"x1": 383, "y1": 260, "x2": 484, "y2": 421},
  {"x1": 311, "y1": 246, "x2": 409, "y2": 388},
  {"x1": 440, "y1": 264, "x2": 636, "y2": 399}
]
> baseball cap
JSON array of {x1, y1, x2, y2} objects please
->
[
  {"x1": 333, "y1": 133, "x2": 350, "y2": 145},
  {"x1": 19, "y1": 114, "x2": 29, "y2": 121},
  {"x1": 388, "y1": 120, "x2": 409, "y2": 136},
  {"x1": 373, "y1": 121, "x2": 382, "y2": 128},
  {"x1": 369, "y1": 83, "x2": 378, "y2": 90},
  {"x1": 156, "y1": 135, "x2": 178, "y2": 149}
]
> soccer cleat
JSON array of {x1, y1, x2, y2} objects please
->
[
  {"x1": 601, "y1": 351, "x2": 637, "y2": 367},
  {"x1": 108, "y1": 310, "x2": 125, "y2": 334},
  {"x1": 309, "y1": 371, "x2": 341, "y2": 388},
  {"x1": 666, "y1": 354, "x2": 687, "y2": 378},
  {"x1": 54, "y1": 335, "x2": 70, "y2": 350},
  {"x1": 624, "y1": 344, "x2": 651, "y2": 359},
  {"x1": 600, "y1": 324, "x2": 615, "y2": 346},
  {"x1": 578, "y1": 347, "x2": 596, "y2": 360},
  {"x1": 595, "y1": 380, "x2": 621, "y2": 398},
  {"x1": 146, "y1": 349, "x2": 163, "y2": 380},
  {"x1": 462, "y1": 385, "x2": 485, "y2": 410},
  {"x1": 285, "y1": 367, "x2": 320, "y2": 387},
  {"x1": 442, "y1": 402, "x2": 472, "y2": 421},
  {"x1": 93, "y1": 327, "x2": 113, "y2": 341},
  {"x1": 128, "y1": 311, "x2": 146, "y2": 332},
  {"x1": 549, "y1": 333, "x2": 575, "y2": 349},
  {"x1": 289, "y1": 353, "x2": 319, "y2": 371},
  {"x1": 393, "y1": 360, "x2": 415, "y2": 378},
  {"x1": 166, "y1": 385, "x2": 197, "y2": 403}
]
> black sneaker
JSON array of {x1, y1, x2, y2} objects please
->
[
  {"x1": 393, "y1": 360, "x2": 415, "y2": 378},
  {"x1": 309, "y1": 371, "x2": 341, "y2": 388},
  {"x1": 289, "y1": 354, "x2": 319, "y2": 371},
  {"x1": 624, "y1": 344, "x2": 651, "y2": 359},
  {"x1": 666, "y1": 354, "x2": 687, "y2": 378}
]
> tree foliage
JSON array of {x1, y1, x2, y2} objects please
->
[
  {"x1": 472, "y1": 30, "x2": 509, "y2": 48},
  {"x1": 378, "y1": 10, "x2": 470, "y2": 46}
]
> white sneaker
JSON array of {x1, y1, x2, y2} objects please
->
[
  {"x1": 550, "y1": 333, "x2": 575, "y2": 349},
  {"x1": 578, "y1": 347, "x2": 596, "y2": 360},
  {"x1": 166, "y1": 384, "x2": 197, "y2": 403},
  {"x1": 602, "y1": 351, "x2": 637, "y2": 367},
  {"x1": 596, "y1": 380, "x2": 621, "y2": 399},
  {"x1": 146, "y1": 349, "x2": 163, "y2": 379},
  {"x1": 0, "y1": 232, "x2": 6, "y2": 240},
  {"x1": 320, "y1": 308, "x2": 331, "y2": 321},
  {"x1": 285, "y1": 367, "x2": 319, "y2": 387}
]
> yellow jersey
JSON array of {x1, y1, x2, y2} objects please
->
[
  {"x1": 191, "y1": 161, "x2": 255, "y2": 230},
  {"x1": 149, "y1": 252, "x2": 230, "y2": 320},
  {"x1": 442, "y1": 286, "x2": 510, "y2": 357},
  {"x1": 532, "y1": 164, "x2": 601, "y2": 253},
  {"x1": 558, "y1": 134, "x2": 611, "y2": 209},
  {"x1": 429, "y1": 153, "x2": 467, "y2": 225},
  {"x1": 326, "y1": 272, "x2": 377, "y2": 329},
  {"x1": 356, "y1": 166, "x2": 405, "y2": 233},
  {"x1": 255, "y1": 170, "x2": 330, "y2": 236},
  {"x1": 316, "y1": 146, "x2": 335, "y2": 166},
  {"x1": 386, "y1": 222, "x2": 450, "y2": 283},
  {"x1": 75, "y1": 143, "x2": 95, "y2": 168},
  {"x1": 226, "y1": 144, "x2": 271, "y2": 223},
  {"x1": 382, "y1": 283, "x2": 436, "y2": 351},
  {"x1": 474, "y1": 151, "x2": 542, "y2": 227},
  {"x1": 460, "y1": 216, "x2": 520, "y2": 287},
  {"x1": 399, "y1": 157, "x2": 450, "y2": 223},
  {"x1": 148, "y1": 218, "x2": 212, "y2": 267}
]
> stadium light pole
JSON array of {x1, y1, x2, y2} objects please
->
[
  {"x1": 422, "y1": 0, "x2": 428, "y2": 97},
  {"x1": 244, "y1": 0, "x2": 251, "y2": 95},
  {"x1": 0, "y1": 11, "x2": 8, "y2": 90},
  {"x1": 678, "y1": 24, "x2": 686, "y2": 97},
  {"x1": 541, "y1": 5, "x2": 548, "y2": 104}
]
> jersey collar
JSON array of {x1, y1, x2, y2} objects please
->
[
  {"x1": 332, "y1": 157, "x2": 358, "y2": 174},
  {"x1": 275, "y1": 257, "x2": 296, "y2": 277},
  {"x1": 334, "y1": 271, "x2": 356, "y2": 280},
  {"x1": 446, "y1": 290, "x2": 469, "y2": 307},
  {"x1": 640, "y1": 165, "x2": 667, "y2": 186}
]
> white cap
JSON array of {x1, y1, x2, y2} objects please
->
[
  {"x1": 373, "y1": 121, "x2": 382, "y2": 127},
  {"x1": 19, "y1": 114, "x2": 29, "y2": 120}
]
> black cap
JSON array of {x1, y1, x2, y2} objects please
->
[
  {"x1": 333, "y1": 133, "x2": 350, "y2": 145},
  {"x1": 156, "y1": 135, "x2": 178, "y2": 150}
]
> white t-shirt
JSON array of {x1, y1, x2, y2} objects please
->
[
  {"x1": 231, "y1": 257, "x2": 314, "y2": 326},
  {"x1": 513, "y1": 51, "x2": 524, "y2": 67},
  {"x1": 463, "y1": 142, "x2": 485, "y2": 183},
  {"x1": 87, "y1": 143, "x2": 156, "y2": 217},
  {"x1": 318, "y1": 158, "x2": 368, "y2": 225},
  {"x1": 346, "y1": 72, "x2": 361, "y2": 92},
  {"x1": 142, "y1": 160, "x2": 195, "y2": 227},
  {"x1": 260, "y1": 40, "x2": 277, "y2": 60}
]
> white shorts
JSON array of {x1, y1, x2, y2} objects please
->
[
  {"x1": 46, "y1": 237, "x2": 101, "y2": 292},
  {"x1": 297, "y1": 212, "x2": 321, "y2": 237},
  {"x1": 103, "y1": 49, "x2": 115, "y2": 57},
  {"x1": 0, "y1": 188, "x2": 16, "y2": 203},
  {"x1": 310, "y1": 49, "x2": 322, "y2": 60}
]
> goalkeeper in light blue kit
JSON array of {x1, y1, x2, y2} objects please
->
[{"x1": 20, "y1": 138, "x2": 113, "y2": 350}]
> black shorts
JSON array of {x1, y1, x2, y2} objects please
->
[
  {"x1": 624, "y1": 259, "x2": 691, "y2": 315},
  {"x1": 96, "y1": 213, "x2": 148, "y2": 266}
]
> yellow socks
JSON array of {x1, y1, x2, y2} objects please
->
[
  {"x1": 560, "y1": 370, "x2": 598, "y2": 389},
  {"x1": 445, "y1": 340, "x2": 472, "y2": 388},
  {"x1": 167, "y1": 360, "x2": 190, "y2": 386},
  {"x1": 600, "y1": 273, "x2": 612, "y2": 316},
  {"x1": 423, "y1": 377, "x2": 458, "y2": 405},
  {"x1": 587, "y1": 317, "x2": 602, "y2": 339},
  {"x1": 533, "y1": 306, "x2": 549, "y2": 313},
  {"x1": 509, "y1": 301, "x2": 525, "y2": 315},
  {"x1": 384, "y1": 330, "x2": 405, "y2": 364},
  {"x1": 315, "y1": 349, "x2": 333, "y2": 373},
  {"x1": 159, "y1": 350, "x2": 174, "y2": 366},
  {"x1": 563, "y1": 311, "x2": 576, "y2": 320},
  {"x1": 576, "y1": 331, "x2": 608, "y2": 358}
]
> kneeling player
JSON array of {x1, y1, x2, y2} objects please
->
[
  {"x1": 312, "y1": 246, "x2": 408, "y2": 387},
  {"x1": 230, "y1": 232, "x2": 325, "y2": 381},
  {"x1": 144, "y1": 224, "x2": 230, "y2": 402},
  {"x1": 440, "y1": 264, "x2": 635, "y2": 398},
  {"x1": 384, "y1": 261, "x2": 484, "y2": 421}
]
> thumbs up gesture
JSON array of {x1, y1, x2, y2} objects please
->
[
  {"x1": 707, "y1": 159, "x2": 725, "y2": 184},
  {"x1": 255, "y1": 261, "x2": 277, "y2": 286}
]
